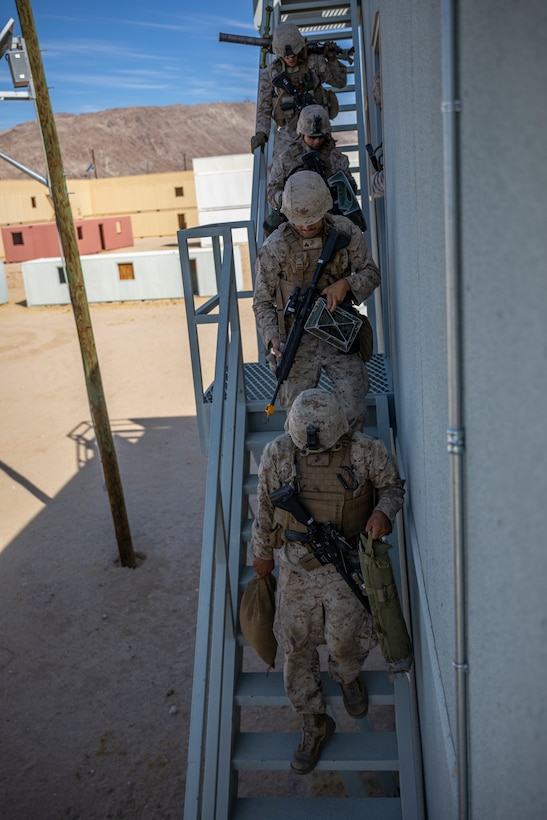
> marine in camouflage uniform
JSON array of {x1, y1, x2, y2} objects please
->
[
  {"x1": 267, "y1": 104, "x2": 358, "y2": 212},
  {"x1": 251, "y1": 389, "x2": 405, "y2": 774},
  {"x1": 251, "y1": 23, "x2": 347, "y2": 159},
  {"x1": 253, "y1": 170, "x2": 380, "y2": 430}
]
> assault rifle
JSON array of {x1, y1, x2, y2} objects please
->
[
  {"x1": 270, "y1": 484, "x2": 371, "y2": 612},
  {"x1": 219, "y1": 32, "x2": 354, "y2": 65},
  {"x1": 265, "y1": 227, "x2": 351, "y2": 416},
  {"x1": 272, "y1": 71, "x2": 315, "y2": 114}
]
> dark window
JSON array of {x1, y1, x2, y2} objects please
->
[
  {"x1": 12, "y1": 232, "x2": 24, "y2": 246},
  {"x1": 118, "y1": 263, "x2": 135, "y2": 280},
  {"x1": 175, "y1": 186, "x2": 184, "y2": 197},
  {"x1": 31, "y1": 196, "x2": 37, "y2": 208},
  {"x1": 77, "y1": 226, "x2": 83, "y2": 240},
  {"x1": 57, "y1": 266, "x2": 66, "y2": 284},
  {"x1": 178, "y1": 213, "x2": 187, "y2": 230}
]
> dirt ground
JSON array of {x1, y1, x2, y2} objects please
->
[
  {"x1": 0, "y1": 246, "x2": 211, "y2": 818},
  {"x1": 0, "y1": 242, "x2": 391, "y2": 818}
]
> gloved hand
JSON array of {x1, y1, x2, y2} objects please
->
[
  {"x1": 251, "y1": 131, "x2": 268, "y2": 152},
  {"x1": 252, "y1": 557, "x2": 274, "y2": 578}
]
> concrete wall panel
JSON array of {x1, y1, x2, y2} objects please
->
[{"x1": 365, "y1": 0, "x2": 547, "y2": 816}]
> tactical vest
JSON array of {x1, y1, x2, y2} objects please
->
[
  {"x1": 275, "y1": 220, "x2": 351, "y2": 341},
  {"x1": 273, "y1": 436, "x2": 374, "y2": 542},
  {"x1": 271, "y1": 58, "x2": 330, "y2": 127}
]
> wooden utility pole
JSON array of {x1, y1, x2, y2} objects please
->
[{"x1": 15, "y1": 0, "x2": 136, "y2": 568}]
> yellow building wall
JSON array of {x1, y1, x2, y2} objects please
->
[{"x1": 0, "y1": 171, "x2": 198, "y2": 258}]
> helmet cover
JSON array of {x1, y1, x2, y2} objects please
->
[
  {"x1": 272, "y1": 23, "x2": 305, "y2": 58},
  {"x1": 297, "y1": 104, "x2": 331, "y2": 137},
  {"x1": 281, "y1": 170, "x2": 333, "y2": 226},
  {"x1": 286, "y1": 388, "x2": 349, "y2": 451}
]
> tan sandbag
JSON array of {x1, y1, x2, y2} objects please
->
[{"x1": 239, "y1": 573, "x2": 277, "y2": 668}]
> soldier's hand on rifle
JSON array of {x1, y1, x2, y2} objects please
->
[
  {"x1": 253, "y1": 557, "x2": 275, "y2": 578},
  {"x1": 251, "y1": 131, "x2": 268, "y2": 152},
  {"x1": 365, "y1": 510, "x2": 392, "y2": 541},
  {"x1": 269, "y1": 337, "x2": 283, "y2": 359},
  {"x1": 321, "y1": 278, "x2": 351, "y2": 312}
]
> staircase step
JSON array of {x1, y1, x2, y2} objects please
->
[
  {"x1": 241, "y1": 518, "x2": 252, "y2": 542},
  {"x1": 232, "y1": 730, "x2": 399, "y2": 771},
  {"x1": 235, "y1": 670, "x2": 395, "y2": 706},
  {"x1": 245, "y1": 430, "x2": 283, "y2": 452},
  {"x1": 232, "y1": 797, "x2": 402, "y2": 820},
  {"x1": 243, "y1": 473, "x2": 258, "y2": 495}
]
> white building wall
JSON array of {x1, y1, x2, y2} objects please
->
[
  {"x1": 22, "y1": 247, "x2": 243, "y2": 307},
  {"x1": 193, "y1": 155, "x2": 253, "y2": 243},
  {"x1": 364, "y1": 0, "x2": 547, "y2": 818}
]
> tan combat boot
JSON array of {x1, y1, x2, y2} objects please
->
[
  {"x1": 290, "y1": 712, "x2": 336, "y2": 775},
  {"x1": 339, "y1": 675, "x2": 368, "y2": 718}
]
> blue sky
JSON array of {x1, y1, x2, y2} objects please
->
[{"x1": 0, "y1": 1, "x2": 262, "y2": 132}]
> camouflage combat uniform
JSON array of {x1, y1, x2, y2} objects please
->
[
  {"x1": 267, "y1": 135, "x2": 358, "y2": 210},
  {"x1": 250, "y1": 430, "x2": 404, "y2": 713},
  {"x1": 256, "y1": 54, "x2": 347, "y2": 157},
  {"x1": 253, "y1": 214, "x2": 380, "y2": 429}
]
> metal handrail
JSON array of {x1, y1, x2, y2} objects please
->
[{"x1": 180, "y1": 225, "x2": 249, "y2": 819}]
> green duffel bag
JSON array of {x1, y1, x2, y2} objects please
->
[{"x1": 359, "y1": 532, "x2": 413, "y2": 674}]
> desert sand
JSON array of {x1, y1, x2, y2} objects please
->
[{"x1": 1, "y1": 248, "x2": 212, "y2": 817}]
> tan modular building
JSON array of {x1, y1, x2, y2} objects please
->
[{"x1": 0, "y1": 170, "x2": 198, "y2": 260}]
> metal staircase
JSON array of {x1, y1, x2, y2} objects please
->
[{"x1": 178, "y1": 2, "x2": 424, "y2": 818}]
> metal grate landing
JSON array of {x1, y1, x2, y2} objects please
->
[{"x1": 202, "y1": 352, "x2": 393, "y2": 404}]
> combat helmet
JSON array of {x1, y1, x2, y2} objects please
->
[
  {"x1": 286, "y1": 389, "x2": 349, "y2": 452},
  {"x1": 272, "y1": 23, "x2": 306, "y2": 58},
  {"x1": 297, "y1": 104, "x2": 331, "y2": 137},
  {"x1": 281, "y1": 170, "x2": 333, "y2": 226}
]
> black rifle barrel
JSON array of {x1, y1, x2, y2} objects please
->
[
  {"x1": 219, "y1": 33, "x2": 272, "y2": 48},
  {"x1": 219, "y1": 33, "x2": 354, "y2": 64}
]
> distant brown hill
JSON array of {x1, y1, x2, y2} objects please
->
[{"x1": 0, "y1": 102, "x2": 256, "y2": 180}]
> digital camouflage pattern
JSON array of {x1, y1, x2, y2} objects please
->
[
  {"x1": 372, "y1": 70, "x2": 382, "y2": 109},
  {"x1": 267, "y1": 135, "x2": 358, "y2": 210},
  {"x1": 254, "y1": 214, "x2": 379, "y2": 348},
  {"x1": 255, "y1": 54, "x2": 347, "y2": 155},
  {"x1": 275, "y1": 559, "x2": 378, "y2": 712},
  {"x1": 253, "y1": 213, "x2": 380, "y2": 427},
  {"x1": 250, "y1": 429, "x2": 405, "y2": 712},
  {"x1": 296, "y1": 104, "x2": 332, "y2": 136},
  {"x1": 271, "y1": 23, "x2": 306, "y2": 57},
  {"x1": 281, "y1": 171, "x2": 333, "y2": 226},
  {"x1": 286, "y1": 388, "x2": 349, "y2": 451},
  {"x1": 274, "y1": 335, "x2": 370, "y2": 429}
]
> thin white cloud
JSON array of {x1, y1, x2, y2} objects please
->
[
  {"x1": 170, "y1": 14, "x2": 257, "y2": 33},
  {"x1": 42, "y1": 39, "x2": 180, "y2": 64},
  {"x1": 54, "y1": 71, "x2": 174, "y2": 91}
]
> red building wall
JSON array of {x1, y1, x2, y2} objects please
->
[{"x1": 1, "y1": 216, "x2": 133, "y2": 263}]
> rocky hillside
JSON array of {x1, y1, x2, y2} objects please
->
[{"x1": 0, "y1": 102, "x2": 256, "y2": 180}]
